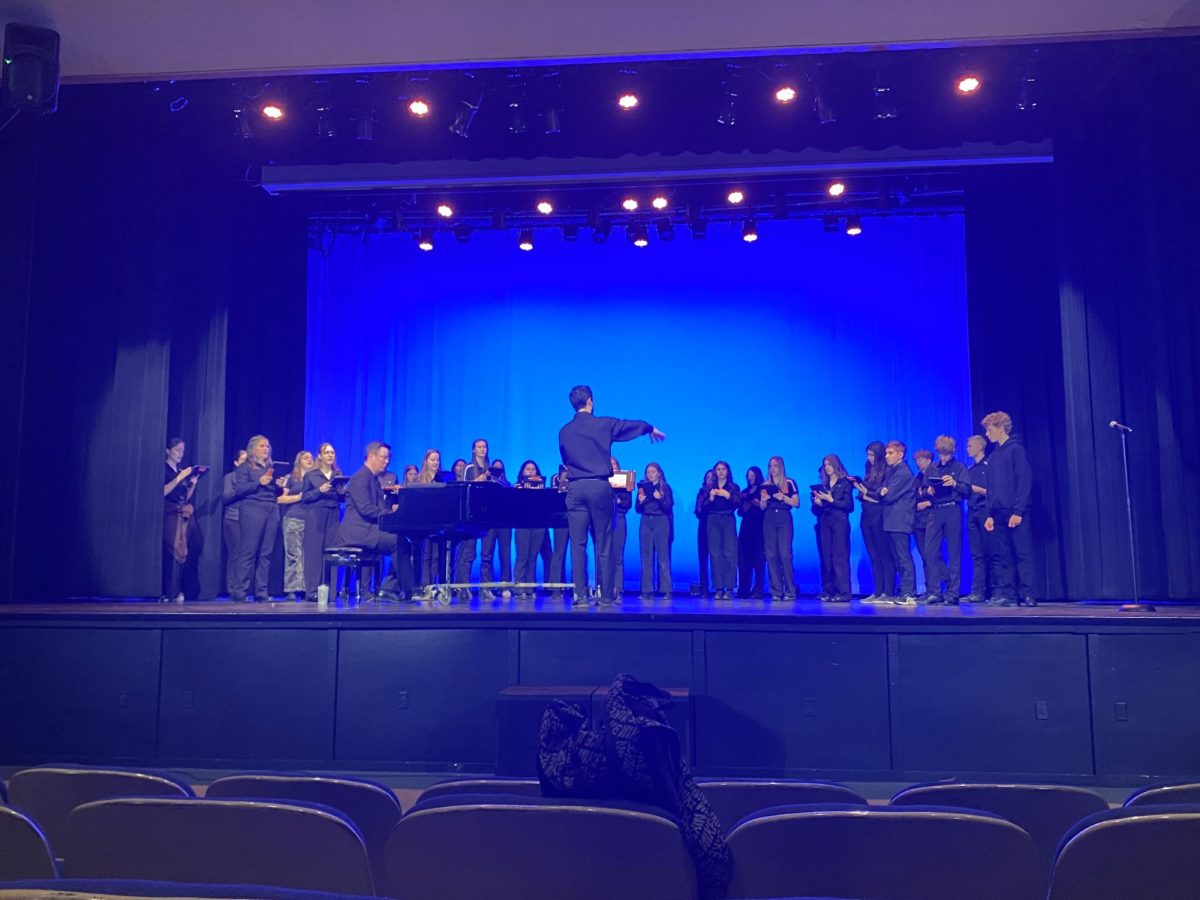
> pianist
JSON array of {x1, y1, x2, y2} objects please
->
[
  {"x1": 337, "y1": 441, "x2": 414, "y2": 601},
  {"x1": 558, "y1": 385, "x2": 665, "y2": 607}
]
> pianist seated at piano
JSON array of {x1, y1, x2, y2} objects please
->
[{"x1": 336, "y1": 441, "x2": 414, "y2": 601}]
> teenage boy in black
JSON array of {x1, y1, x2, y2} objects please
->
[
  {"x1": 912, "y1": 449, "x2": 936, "y2": 600},
  {"x1": 981, "y1": 411, "x2": 1036, "y2": 607},
  {"x1": 558, "y1": 385, "x2": 665, "y2": 606},
  {"x1": 924, "y1": 435, "x2": 971, "y2": 605},
  {"x1": 962, "y1": 434, "x2": 992, "y2": 603},
  {"x1": 862, "y1": 440, "x2": 917, "y2": 604}
]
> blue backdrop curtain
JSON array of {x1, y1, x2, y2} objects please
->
[{"x1": 306, "y1": 215, "x2": 971, "y2": 589}]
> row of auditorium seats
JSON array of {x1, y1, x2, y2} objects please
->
[{"x1": 2, "y1": 766, "x2": 1199, "y2": 899}]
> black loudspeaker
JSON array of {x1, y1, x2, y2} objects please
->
[{"x1": 2, "y1": 23, "x2": 61, "y2": 114}]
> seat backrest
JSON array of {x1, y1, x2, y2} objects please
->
[
  {"x1": 385, "y1": 800, "x2": 698, "y2": 900},
  {"x1": 1125, "y1": 781, "x2": 1200, "y2": 807},
  {"x1": 699, "y1": 780, "x2": 867, "y2": 833},
  {"x1": 1048, "y1": 804, "x2": 1200, "y2": 900},
  {"x1": 1, "y1": 777, "x2": 8, "y2": 803},
  {"x1": 725, "y1": 804, "x2": 1042, "y2": 900},
  {"x1": 8, "y1": 765, "x2": 193, "y2": 852},
  {"x1": 206, "y1": 773, "x2": 401, "y2": 885},
  {"x1": 416, "y1": 777, "x2": 543, "y2": 803},
  {"x1": 63, "y1": 797, "x2": 374, "y2": 896},
  {"x1": 0, "y1": 805, "x2": 60, "y2": 879},
  {"x1": 890, "y1": 782, "x2": 1108, "y2": 879}
]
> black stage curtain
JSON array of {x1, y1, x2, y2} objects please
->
[
  {"x1": 966, "y1": 46, "x2": 1200, "y2": 600},
  {"x1": 3, "y1": 93, "x2": 307, "y2": 601}
]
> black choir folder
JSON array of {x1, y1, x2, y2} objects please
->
[{"x1": 330, "y1": 475, "x2": 350, "y2": 487}]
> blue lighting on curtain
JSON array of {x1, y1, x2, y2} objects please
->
[{"x1": 306, "y1": 215, "x2": 970, "y2": 591}]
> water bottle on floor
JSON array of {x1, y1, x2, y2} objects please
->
[{"x1": 316, "y1": 584, "x2": 329, "y2": 610}]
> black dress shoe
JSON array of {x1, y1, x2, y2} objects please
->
[
  {"x1": 943, "y1": 594, "x2": 960, "y2": 606},
  {"x1": 1019, "y1": 596, "x2": 1038, "y2": 607}
]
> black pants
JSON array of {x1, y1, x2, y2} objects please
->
[
  {"x1": 926, "y1": 504, "x2": 964, "y2": 596},
  {"x1": 737, "y1": 511, "x2": 765, "y2": 597},
  {"x1": 966, "y1": 510, "x2": 993, "y2": 597},
  {"x1": 697, "y1": 512, "x2": 710, "y2": 593},
  {"x1": 763, "y1": 509, "x2": 795, "y2": 599},
  {"x1": 481, "y1": 529, "x2": 513, "y2": 582},
  {"x1": 359, "y1": 531, "x2": 414, "y2": 596},
  {"x1": 548, "y1": 528, "x2": 569, "y2": 590},
  {"x1": 990, "y1": 508, "x2": 1036, "y2": 599},
  {"x1": 303, "y1": 504, "x2": 341, "y2": 595},
  {"x1": 914, "y1": 522, "x2": 933, "y2": 593},
  {"x1": 639, "y1": 514, "x2": 672, "y2": 595},
  {"x1": 222, "y1": 516, "x2": 240, "y2": 595},
  {"x1": 454, "y1": 537, "x2": 478, "y2": 585},
  {"x1": 612, "y1": 513, "x2": 628, "y2": 596},
  {"x1": 514, "y1": 528, "x2": 545, "y2": 584},
  {"x1": 706, "y1": 513, "x2": 737, "y2": 593},
  {"x1": 566, "y1": 478, "x2": 614, "y2": 601},
  {"x1": 887, "y1": 531, "x2": 916, "y2": 597},
  {"x1": 860, "y1": 503, "x2": 893, "y2": 595},
  {"x1": 818, "y1": 513, "x2": 851, "y2": 597},
  {"x1": 233, "y1": 501, "x2": 279, "y2": 600}
]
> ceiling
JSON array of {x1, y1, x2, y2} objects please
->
[{"x1": 2, "y1": 0, "x2": 1198, "y2": 83}]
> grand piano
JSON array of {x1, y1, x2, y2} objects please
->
[{"x1": 380, "y1": 481, "x2": 567, "y2": 539}]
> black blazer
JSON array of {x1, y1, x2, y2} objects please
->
[{"x1": 336, "y1": 466, "x2": 389, "y2": 547}]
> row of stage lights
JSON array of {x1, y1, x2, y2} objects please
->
[
  {"x1": 408, "y1": 180, "x2": 864, "y2": 251},
  {"x1": 243, "y1": 72, "x2": 988, "y2": 131}
]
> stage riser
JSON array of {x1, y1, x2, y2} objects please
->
[{"x1": 1, "y1": 623, "x2": 1197, "y2": 784}]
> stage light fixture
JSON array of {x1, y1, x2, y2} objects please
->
[
  {"x1": 716, "y1": 88, "x2": 738, "y2": 126},
  {"x1": 449, "y1": 97, "x2": 481, "y2": 138},
  {"x1": 845, "y1": 215, "x2": 863, "y2": 236},
  {"x1": 543, "y1": 106, "x2": 562, "y2": 134},
  {"x1": 508, "y1": 102, "x2": 527, "y2": 134},
  {"x1": 592, "y1": 221, "x2": 612, "y2": 243},
  {"x1": 956, "y1": 74, "x2": 982, "y2": 94},
  {"x1": 1016, "y1": 73, "x2": 1039, "y2": 111},
  {"x1": 741, "y1": 220, "x2": 759, "y2": 243},
  {"x1": 355, "y1": 113, "x2": 375, "y2": 142},
  {"x1": 813, "y1": 66, "x2": 837, "y2": 124},
  {"x1": 873, "y1": 74, "x2": 898, "y2": 120},
  {"x1": 655, "y1": 218, "x2": 675, "y2": 241},
  {"x1": 408, "y1": 99, "x2": 430, "y2": 117},
  {"x1": 536, "y1": 200, "x2": 554, "y2": 215},
  {"x1": 234, "y1": 107, "x2": 254, "y2": 139},
  {"x1": 436, "y1": 203, "x2": 454, "y2": 218},
  {"x1": 416, "y1": 230, "x2": 434, "y2": 251},
  {"x1": 518, "y1": 229, "x2": 534, "y2": 251},
  {"x1": 775, "y1": 85, "x2": 797, "y2": 103},
  {"x1": 727, "y1": 189, "x2": 745, "y2": 205},
  {"x1": 622, "y1": 198, "x2": 639, "y2": 212},
  {"x1": 630, "y1": 223, "x2": 649, "y2": 247},
  {"x1": 651, "y1": 195, "x2": 669, "y2": 210},
  {"x1": 690, "y1": 218, "x2": 708, "y2": 239},
  {"x1": 827, "y1": 181, "x2": 846, "y2": 198},
  {"x1": 261, "y1": 103, "x2": 284, "y2": 120},
  {"x1": 617, "y1": 92, "x2": 639, "y2": 110}
]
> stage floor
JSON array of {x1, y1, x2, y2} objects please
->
[{"x1": 2, "y1": 593, "x2": 1197, "y2": 626}]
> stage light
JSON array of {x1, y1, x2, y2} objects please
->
[
  {"x1": 655, "y1": 218, "x2": 675, "y2": 241},
  {"x1": 592, "y1": 221, "x2": 612, "y2": 243},
  {"x1": 543, "y1": 106, "x2": 561, "y2": 134},
  {"x1": 508, "y1": 103, "x2": 527, "y2": 134},
  {"x1": 690, "y1": 218, "x2": 708, "y2": 239},
  {"x1": 617, "y1": 92, "x2": 639, "y2": 110},
  {"x1": 827, "y1": 181, "x2": 846, "y2": 198},
  {"x1": 651, "y1": 195, "x2": 669, "y2": 210},
  {"x1": 1016, "y1": 73, "x2": 1039, "y2": 111},
  {"x1": 355, "y1": 114, "x2": 375, "y2": 142},
  {"x1": 234, "y1": 108, "x2": 254, "y2": 139},
  {"x1": 845, "y1": 215, "x2": 863, "y2": 236},
  {"x1": 775, "y1": 85, "x2": 797, "y2": 103},
  {"x1": 449, "y1": 97, "x2": 481, "y2": 138},
  {"x1": 261, "y1": 103, "x2": 284, "y2": 120},
  {"x1": 813, "y1": 65, "x2": 836, "y2": 124},
  {"x1": 716, "y1": 88, "x2": 738, "y2": 126},
  {"x1": 956, "y1": 74, "x2": 982, "y2": 95},
  {"x1": 727, "y1": 189, "x2": 745, "y2": 205},
  {"x1": 622, "y1": 198, "x2": 639, "y2": 212},
  {"x1": 436, "y1": 203, "x2": 454, "y2": 218},
  {"x1": 518, "y1": 229, "x2": 534, "y2": 251},
  {"x1": 873, "y1": 74, "x2": 898, "y2": 120},
  {"x1": 630, "y1": 223, "x2": 649, "y2": 247},
  {"x1": 416, "y1": 230, "x2": 434, "y2": 251},
  {"x1": 741, "y1": 220, "x2": 758, "y2": 243},
  {"x1": 408, "y1": 99, "x2": 430, "y2": 117},
  {"x1": 536, "y1": 200, "x2": 554, "y2": 215}
]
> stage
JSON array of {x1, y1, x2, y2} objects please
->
[{"x1": 2, "y1": 596, "x2": 1197, "y2": 788}]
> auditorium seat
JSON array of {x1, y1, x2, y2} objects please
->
[
  {"x1": 697, "y1": 779, "x2": 867, "y2": 833},
  {"x1": 62, "y1": 797, "x2": 374, "y2": 896},
  {"x1": 385, "y1": 794, "x2": 698, "y2": 899},
  {"x1": 415, "y1": 776, "x2": 543, "y2": 803},
  {"x1": 0, "y1": 879, "x2": 378, "y2": 899},
  {"x1": 725, "y1": 803, "x2": 1041, "y2": 900},
  {"x1": 205, "y1": 773, "x2": 401, "y2": 886},
  {"x1": 8, "y1": 764, "x2": 193, "y2": 854},
  {"x1": 0, "y1": 805, "x2": 60, "y2": 879},
  {"x1": 1, "y1": 777, "x2": 8, "y2": 803},
  {"x1": 1124, "y1": 780, "x2": 1200, "y2": 807},
  {"x1": 889, "y1": 782, "x2": 1108, "y2": 880},
  {"x1": 1047, "y1": 804, "x2": 1200, "y2": 899}
]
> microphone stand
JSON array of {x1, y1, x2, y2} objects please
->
[{"x1": 1116, "y1": 426, "x2": 1155, "y2": 612}]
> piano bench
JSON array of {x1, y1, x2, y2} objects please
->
[{"x1": 323, "y1": 547, "x2": 384, "y2": 602}]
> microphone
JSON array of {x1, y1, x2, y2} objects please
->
[{"x1": 1109, "y1": 420, "x2": 1133, "y2": 433}]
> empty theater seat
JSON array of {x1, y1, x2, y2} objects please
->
[
  {"x1": 697, "y1": 779, "x2": 867, "y2": 833},
  {"x1": 0, "y1": 804, "x2": 60, "y2": 879},
  {"x1": 725, "y1": 804, "x2": 1041, "y2": 900},
  {"x1": 1124, "y1": 780, "x2": 1200, "y2": 807},
  {"x1": 414, "y1": 776, "x2": 543, "y2": 804}
]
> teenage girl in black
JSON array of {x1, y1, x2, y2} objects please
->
[
  {"x1": 761, "y1": 455, "x2": 799, "y2": 601},
  {"x1": 856, "y1": 440, "x2": 893, "y2": 601},
  {"x1": 703, "y1": 460, "x2": 740, "y2": 600},
  {"x1": 513, "y1": 460, "x2": 546, "y2": 600},
  {"x1": 637, "y1": 462, "x2": 674, "y2": 600},
  {"x1": 737, "y1": 466, "x2": 766, "y2": 598},
  {"x1": 811, "y1": 453, "x2": 854, "y2": 602}
]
